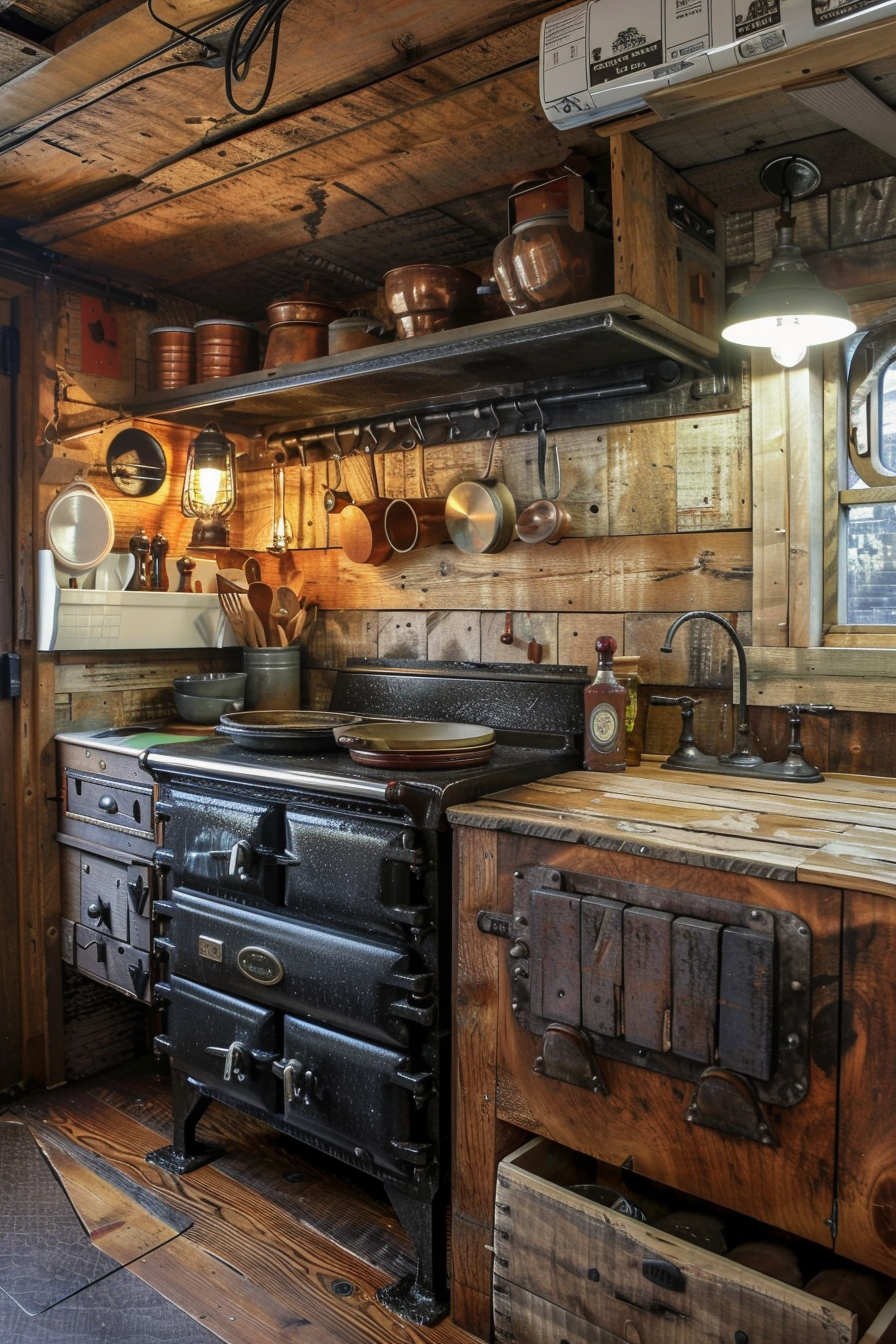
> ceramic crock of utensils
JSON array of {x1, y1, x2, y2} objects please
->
[
  {"x1": 444, "y1": 437, "x2": 516, "y2": 555},
  {"x1": 383, "y1": 264, "x2": 479, "y2": 339},
  {"x1": 242, "y1": 646, "x2": 301, "y2": 710},
  {"x1": 46, "y1": 478, "x2": 115, "y2": 576},
  {"x1": 339, "y1": 453, "x2": 393, "y2": 566},
  {"x1": 517, "y1": 420, "x2": 571, "y2": 545}
]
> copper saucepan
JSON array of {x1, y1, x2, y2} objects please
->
[
  {"x1": 516, "y1": 421, "x2": 570, "y2": 546},
  {"x1": 444, "y1": 437, "x2": 516, "y2": 555},
  {"x1": 339, "y1": 451, "x2": 393, "y2": 566},
  {"x1": 383, "y1": 443, "x2": 449, "y2": 553}
]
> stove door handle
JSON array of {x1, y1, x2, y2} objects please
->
[
  {"x1": 393, "y1": 1068, "x2": 433, "y2": 1103},
  {"x1": 391, "y1": 998, "x2": 435, "y2": 1027},
  {"x1": 227, "y1": 840, "x2": 253, "y2": 882}
]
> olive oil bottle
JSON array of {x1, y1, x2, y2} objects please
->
[{"x1": 583, "y1": 634, "x2": 626, "y2": 771}]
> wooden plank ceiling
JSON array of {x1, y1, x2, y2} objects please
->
[{"x1": 0, "y1": 0, "x2": 894, "y2": 317}]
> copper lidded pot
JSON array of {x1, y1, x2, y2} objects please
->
[
  {"x1": 194, "y1": 318, "x2": 259, "y2": 381},
  {"x1": 149, "y1": 326, "x2": 195, "y2": 390}
]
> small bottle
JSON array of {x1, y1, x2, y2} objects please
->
[
  {"x1": 584, "y1": 634, "x2": 626, "y2": 772},
  {"x1": 614, "y1": 655, "x2": 643, "y2": 767}
]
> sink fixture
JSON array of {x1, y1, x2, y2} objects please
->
[{"x1": 657, "y1": 611, "x2": 832, "y2": 782}]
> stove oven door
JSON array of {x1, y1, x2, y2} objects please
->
[
  {"x1": 159, "y1": 786, "x2": 281, "y2": 905},
  {"x1": 163, "y1": 889, "x2": 433, "y2": 1047},
  {"x1": 284, "y1": 810, "x2": 426, "y2": 938},
  {"x1": 157, "y1": 975, "x2": 281, "y2": 1113},
  {"x1": 277, "y1": 1017, "x2": 432, "y2": 1179}
]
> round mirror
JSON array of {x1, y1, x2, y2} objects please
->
[{"x1": 105, "y1": 427, "x2": 167, "y2": 497}]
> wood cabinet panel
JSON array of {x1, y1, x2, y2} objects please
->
[
  {"x1": 836, "y1": 888, "x2": 896, "y2": 1277},
  {"x1": 451, "y1": 824, "x2": 844, "y2": 1336}
]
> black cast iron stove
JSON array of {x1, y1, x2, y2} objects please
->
[{"x1": 141, "y1": 660, "x2": 585, "y2": 1325}]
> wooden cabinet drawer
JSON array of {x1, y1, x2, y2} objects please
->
[
  {"x1": 57, "y1": 740, "x2": 149, "y2": 787},
  {"x1": 63, "y1": 770, "x2": 153, "y2": 835},
  {"x1": 73, "y1": 926, "x2": 152, "y2": 1003},
  {"x1": 495, "y1": 1138, "x2": 895, "y2": 1344},
  {"x1": 58, "y1": 836, "x2": 153, "y2": 951}
]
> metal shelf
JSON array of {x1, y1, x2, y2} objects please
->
[{"x1": 122, "y1": 296, "x2": 718, "y2": 438}]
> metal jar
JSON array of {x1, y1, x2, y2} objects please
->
[
  {"x1": 194, "y1": 319, "x2": 260, "y2": 381},
  {"x1": 149, "y1": 326, "x2": 195, "y2": 390},
  {"x1": 243, "y1": 646, "x2": 301, "y2": 711}
]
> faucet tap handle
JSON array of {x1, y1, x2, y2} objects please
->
[
  {"x1": 780, "y1": 703, "x2": 835, "y2": 718},
  {"x1": 649, "y1": 694, "x2": 703, "y2": 709}
]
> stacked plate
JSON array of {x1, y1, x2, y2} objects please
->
[{"x1": 334, "y1": 720, "x2": 495, "y2": 769}]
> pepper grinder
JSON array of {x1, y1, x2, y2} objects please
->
[
  {"x1": 149, "y1": 532, "x2": 169, "y2": 591},
  {"x1": 126, "y1": 528, "x2": 150, "y2": 590},
  {"x1": 175, "y1": 555, "x2": 195, "y2": 593}
]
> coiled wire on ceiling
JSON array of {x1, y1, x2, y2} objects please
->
[{"x1": 222, "y1": 0, "x2": 295, "y2": 115}]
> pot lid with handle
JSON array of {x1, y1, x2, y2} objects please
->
[{"x1": 46, "y1": 478, "x2": 115, "y2": 573}]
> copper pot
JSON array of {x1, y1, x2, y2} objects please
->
[
  {"x1": 264, "y1": 321, "x2": 328, "y2": 368},
  {"x1": 384, "y1": 264, "x2": 478, "y2": 324},
  {"x1": 340, "y1": 498, "x2": 392, "y2": 566},
  {"x1": 266, "y1": 294, "x2": 344, "y2": 326},
  {"x1": 493, "y1": 214, "x2": 613, "y2": 314},
  {"x1": 339, "y1": 455, "x2": 393, "y2": 565},
  {"x1": 393, "y1": 310, "x2": 454, "y2": 340},
  {"x1": 149, "y1": 326, "x2": 195, "y2": 390},
  {"x1": 384, "y1": 497, "x2": 450, "y2": 553},
  {"x1": 194, "y1": 319, "x2": 259, "y2": 381}
]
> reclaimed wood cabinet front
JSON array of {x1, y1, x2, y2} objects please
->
[{"x1": 451, "y1": 825, "x2": 894, "y2": 1339}]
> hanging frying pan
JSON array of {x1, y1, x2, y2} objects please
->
[
  {"x1": 46, "y1": 478, "x2": 115, "y2": 575},
  {"x1": 444, "y1": 437, "x2": 516, "y2": 554}
]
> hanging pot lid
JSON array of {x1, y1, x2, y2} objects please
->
[{"x1": 46, "y1": 478, "x2": 115, "y2": 573}]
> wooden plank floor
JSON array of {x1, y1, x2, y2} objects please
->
[{"x1": 5, "y1": 1056, "x2": 481, "y2": 1344}]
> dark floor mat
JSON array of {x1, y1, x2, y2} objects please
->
[
  {"x1": 0, "y1": 1270, "x2": 221, "y2": 1342},
  {"x1": 0, "y1": 1120, "x2": 118, "y2": 1315}
]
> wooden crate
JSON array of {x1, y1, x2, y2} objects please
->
[{"x1": 494, "y1": 1138, "x2": 896, "y2": 1344}]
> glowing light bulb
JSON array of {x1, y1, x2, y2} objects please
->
[
  {"x1": 768, "y1": 317, "x2": 807, "y2": 368},
  {"x1": 196, "y1": 466, "x2": 224, "y2": 505}
]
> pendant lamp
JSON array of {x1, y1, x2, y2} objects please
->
[{"x1": 722, "y1": 155, "x2": 855, "y2": 368}]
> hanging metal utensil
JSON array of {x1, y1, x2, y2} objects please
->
[
  {"x1": 267, "y1": 462, "x2": 293, "y2": 555},
  {"x1": 517, "y1": 409, "x2": 571, "y2": 546}
]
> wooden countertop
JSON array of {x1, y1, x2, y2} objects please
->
[{"x1": 447, "y1": 759, "x2": 896, "y2": 894}]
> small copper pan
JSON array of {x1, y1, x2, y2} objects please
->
[
  {"x1": 516, "y1": 421, "x2": 570, "y2": 546},
  {"x1": 339, "y1": 451, "x2": 393, "y2": 566}
]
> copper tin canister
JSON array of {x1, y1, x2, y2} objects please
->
[
  {"x1": 149, "y1": 326, "x2": 195, "y2": 390},
  {"x1": 266, "y1": 295, "x2": 344, "y2": 326},
  {"x1": 194, "y1": 319, "x2": 259, "y2": 381},
  {"x1": 263, "y1": 321, "x2": 328, "y2": 368}
]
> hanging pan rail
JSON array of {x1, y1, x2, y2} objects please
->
[{"x1": 263, "y1": 358, "x2": 683, "y2": 464}]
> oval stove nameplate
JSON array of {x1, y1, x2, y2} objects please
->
[{"x1": 237, "y1": 945, "x2": 284, "y2": 985}]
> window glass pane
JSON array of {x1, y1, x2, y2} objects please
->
[
  {"x1": 881, "y1": 359, "x2": 896, "y2": 473},
  {"x1": 846, "y1": 502, "x2": 896, "y2": 624}
]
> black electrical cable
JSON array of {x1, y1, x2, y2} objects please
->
[{"x1": 222, "y1": 0, "x2": 295, "y2": 116}]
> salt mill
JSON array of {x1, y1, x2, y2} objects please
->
[
  {"x1": 126, "y1": 528, "x2": 150, "y2": 590},
  {"x1": 149, "y1": 532, "x2": 169, "y2": 590}
]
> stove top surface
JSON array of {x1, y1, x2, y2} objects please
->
[{"x1": 143, "y1": 735, "x2": 579, "y2": 829}]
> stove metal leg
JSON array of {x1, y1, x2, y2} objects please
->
[
  {"x1": 145, "y1": 1069, "x2": 225, "y2": 1173},
  {"x1": 377, "y1": 1179, "x2": 449, "y2": 1326}
]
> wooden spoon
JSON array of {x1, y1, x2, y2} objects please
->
[
  {"x1": 247, "y1": 581, "x2": 274, "y2": 645},
  {"x1": 277, "y1": 585, "x2": 301, "y2": 621},
  {"x1": 244, "y1": 557, "x2": 262, "y2": 584}
]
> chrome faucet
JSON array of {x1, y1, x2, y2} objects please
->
[
  {"x1": 656, "y1": 611, "x2": 833, "y2": 782},
  {"x1": 660, "y1": 610, "x2": 762, "y2": 767}
]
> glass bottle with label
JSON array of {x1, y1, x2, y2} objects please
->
[{"x1": 584, "y1": 634, "x2": 626, "y2": 772}]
